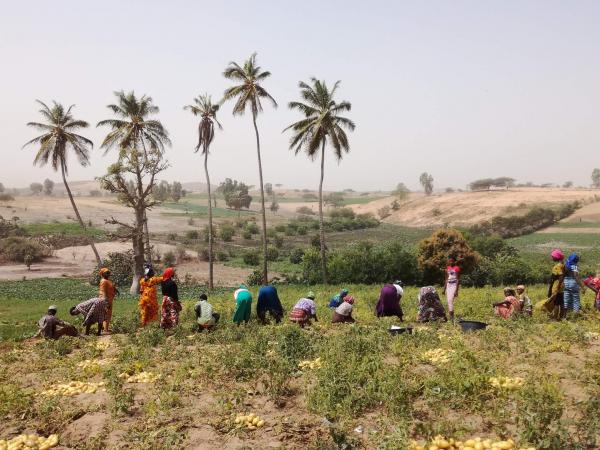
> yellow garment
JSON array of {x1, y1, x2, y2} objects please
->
[
  {"x1": 99, "y1": 278, "x2": 116, "y2": 326},
  {"x1": 551, "y1": 262, "x2": 565, "y2": 294},
  {"x1": 139, "y1": 276, "x2": 162, "y2": 327}
]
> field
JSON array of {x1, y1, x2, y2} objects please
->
[{"x1": 1, "y1": 279, "x2": 600, "y2": 449}]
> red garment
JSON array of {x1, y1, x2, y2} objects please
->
[
  {"x1": 495, "y1": 296, "x2": 521, "y2": 319},
  {"x1": 162, "y1": 267, "x2": 174, "y2": 281},
  {"x1": 447, "y1": 265, "x2": 461, "y2": 277}
]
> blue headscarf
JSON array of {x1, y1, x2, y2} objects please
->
[{"x1": 566, "y1": 252, "x2": 579, "y2": 268}]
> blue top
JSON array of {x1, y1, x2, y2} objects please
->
[{"x1": 257, "y1": 285, "x2": 284, "y2": 314}]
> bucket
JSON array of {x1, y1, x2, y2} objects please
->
[
  {"x1": 458, "y1": 320, "x2": 488, "y2": 332},
  {"x1": 388, "y1": 326, "x2": 413, "y2": 336}
]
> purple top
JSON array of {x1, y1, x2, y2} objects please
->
[
  {"x1": 294, "y1": 298, "x2": 317, "y2": 315},
  {"x1": 375, "y1": 284, "x2": 402, "y2": 316}
]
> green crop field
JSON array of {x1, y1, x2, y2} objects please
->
[
  {"x1": 1, "y1": 278, "x2": 599, "y2": 449},
  {"x1": 22, "y1": 222, "x2": 107, "y2": 239}
]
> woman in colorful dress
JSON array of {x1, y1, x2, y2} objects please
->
[
  {"x1": 443, "y1": 257, "x2": 461, "y2": 322},
  {"x1": 583, "y1": 274, "x2": 600, "y2": 311},
  {"x1": 70, "y1": 297, "x2": 107, "y2": 336},
  {"x1": 194, "y1": 293, "x2": 220, "y2": 331},
  {"x1": 139, "y1": 264, "x2": 162, "y2": 327},
  {"x1": 328, "y1": 288, "x2": 349, "y2": 308},
  {"x1": 417, "y1": 286, "x2": 447, "y2": 322},
  {"x1": 233, "y1": 284, "x2": 252, "y2": 326},
  {"x1": 493, "y1": 287, "x2": 522, "y2": 319},
  {"x1": 332, "y1": 295, "x2": 355, "y2": 323},
  {"x1": 160, "y1": 267, "x2": 181, "y2": 329},
  {"x1": 98, "y1": 268, "x2": 117, "y2": 333},
  {"x1": 375, "y1": 283, "x2": 403, "y2": 320},
  {"x1": 256, "y1": 284, "x2": 284, "y2": 324},
  {"x1": 516, "y1": 285, "x2": 532, "y2": 316},
  {"x1": 289, "y1": 292, "x2": 318, "y2": 328},
  {"x1": 563, "y1": 252, "x2": 586, "y2": 314},
  {"x1": 546, "y1": 249, "x2": 566, "y2": 319}
]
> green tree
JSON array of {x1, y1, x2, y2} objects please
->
[
  {"x1": 43, "y1": 178, "x2": 54, "y2": 195},
  {"x1": 393, "y1": 182, "x2": 410, "y2": 200},
  {"x1": 284, "y1": 78, "x2": 355, "y2": 283},
  {"x1": 420, "y1": 172, "x2": 434, "y2": 195},
  {"x1": 171, "y1": 181, "x2": 183, "y2": 202},
  {"x1": 23, "y1": 100, "x2": 101, "y2": 265},
  {"x1": 97, "y1": 91, "x2": 170, "y2": 293},
  {"x1": 592, "y1": 168, "x2": 600, "y2": 188},
  {"x1": 184, "y1": 94, "x2": 222, "y2": 289},
  {"x1": 223, "y1": 53, "x2": 277, "y2": 284}
]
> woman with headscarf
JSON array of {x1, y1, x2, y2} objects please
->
[
  {"x1": 256, "y1": 284, "x2": 284, "y2": 324},
  {"x1": 443, "y1": 257, "x2": 461, "y2": 322},
  {"x1": 139, "y1": 264, "x2": 162, "y2": 327},
  {"x1": 70, "y1": 297, "x2": 108, "y2": 336},
  {"x1": 194, "y1": 293, "x2": 220, "y2": 331},
  {"x1": 332, "y1": 295, "x2": 355, "y2": 323},
  {"x1": 516, "y1": 285, "x2": 532, "y2": 316},
  {"x1": 583, "y1": 274, "x2": 600, "y2": 311},
  {"x1": 417, "y1": 286, "x2": 447, "y2": 322},
  {"x1": 494, "y1": 287, "x2": 522, "y2": 319},
  {"x1": 160, "y1": 267, "x2": 181, "y2": 329},
  {"x1": 233, "y1": 284, "x2": 252, "y2": 326},
  {"x1": 375, "y1": 283, "x2": 403, "y2": 320},
  {"x1": 545, "y1": 249, "x2": 566, "y2": 319},
  {"x1": 563, "y1": 252, "x2": 586, "y2": 314},
  {"x1": 289, "y1": 292, "x2": 318, "y2": 328},
  {"x1": 328, "y1": 288, "x2": 349, "y2": 308},
  {"x1": 98, "y1": 268, "x2": 117, "y2": 333}
]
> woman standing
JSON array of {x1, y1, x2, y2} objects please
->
[
  {"x1": 233, "y1": 284, "x2": 252, "y2": 326},
  {"x1": 443, "y1": 257, "x2": 461, "y2": 322},
  {"x1": 563, "y1": 252, "x2": 586, "y2": 314},
  {"x1": 98, "y1": 268, "x2": 117, "y2": 333},
  {"x1": 547, "y1": 249, "x2": 566, "y2": 319},
  {"x1": 139, "y1": 264, "x2": 162, "y2": 327},
  {"x1": 160, "y1": 267, "x2": 181, "y2": 329}
]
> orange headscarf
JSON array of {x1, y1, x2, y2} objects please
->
[
  {"x1": 100, "y1": 268, "x2": 111, "y2": 277},
  {"x1": 162, "y1": 267, "x2": 175, "y2": 281}
]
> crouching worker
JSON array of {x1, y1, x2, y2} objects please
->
[
  {"x1": 289, "y1": 292, "x2": 318, "y2": 328},
  {"x1": 194, "y1": 294, "x2": 220, "y2": 331},
  {"x1": 332, "y1": 295, "x2": 356, "y2": 323},
  {"x1": 257, "y1": 284, "x2": 284, "y2": 324},
  {"x1": 70, "y1": 297, "x2": 107, "y2": 336},
  {"x1": 37, "y1": 305, "x2": 78, "y2": 339},
  {"x1": 417, "y1": 286, "x2": 447, "y2": 322},
  {"x1": 493, "y1": 288, "x2": 522, "y2": 319}
]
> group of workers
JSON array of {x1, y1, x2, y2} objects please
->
[{"x1": 36, "y1": 250, "x2": 600, "y2": 340}]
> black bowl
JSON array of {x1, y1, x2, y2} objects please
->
[
  {"x1": 458, "y1": 320, "x2": 488, "y2": 332},
  {"x1": 388, "y1": 327, "x2": 413, "y2": 336}
]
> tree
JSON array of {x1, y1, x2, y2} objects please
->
[
  {"x1": 153, "y1": 180, "x2": 171, "y2": 202},
  {"x1": 563, "y1": 181, "x2": 573, "y2": 188},
  {"x1": 592, "y1": 168, "x2": 600, "y2": 188},
  {"x1": 223, "y1": 53, "x2": 277, "y2": 284},
  {"x1": 184, "y1": 94, "x2": 222, "y2": 290},
  {"x1": 218, "y1": 179, "x2": 252, "y2": 216},
  {"x1": 284, "y1": 78, "x2": 355, "y2": 283},
  {"x1": 29, "y1": 183, "x2": 43, "y2": 195},
  {"x1": 265, "y1": 183, "x2": 273, "y2": 196},
  {"x1": 171, "y1": 181, "x2": 183, "y2": 202},
  {"x1": 43, "y1": 178, "x2": 54, "y2": 196},
  {"x1": 420, "y1": 172, "x2": 434, "y2": 195},
  {"x1": 324, "y1": 192, "x2": 345, "y2": 207},
  {"x1": 0, "y1": 183, "x2": 5, "y2": 193},
  {"x1": 393, "y1": 182, "x2": 410, "y2": 200},
  {"x1": 417, "y1": 228, "x2": 479, "y2": 284},
  {"x1": 22, "y1": 100, "x2": 101, "y2": 265},
  {"x1": 270, "y1": 199, "x2": 279, "y2": 213},
  {"x1": 97, "y1": 91, "x2": 170, "y2": 293}
]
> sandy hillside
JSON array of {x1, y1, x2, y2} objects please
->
[{"x1": 351, "y1": 188, "x2": 600, "y2": 227}]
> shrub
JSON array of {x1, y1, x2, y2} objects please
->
[
  {"x1": 89, "y1": 251, "x2": 134, "y2": 287},
  {"x1": 297, "y1": 225, "x2": 308, "y2": 236},
  {"x1": 0, "y1": 194, "x2": 15, "y2": 202},
  {"x1": 185, "y1": 230, "x2": 199, "y2": 240},
  {"x1": 273, "y1": 234, "x2": 284, "y2": 248},
  {"x1": 265, "y1": 246, "x2": 279, "y2": 261},
  {"x1": 0, "y1": 237, "x2": 48, "y2": 263},
  {"x1": 163, "y1": 251, "x2": 176, "y2": 267},
  {"x1": 245, "y1": 269, "x2": 263, "y2": 286},
  {"x1": 289, "y1": 248, "x2": 304, "y2": 264},
  {"x1": 296, "y1": 206, "x2": 315, "y2": 215},
  {"x1": 242, "y1": 229, "x2": 253, "y2": 240},
  {"x1": 197, "y1": 247, "x2": 210, "y2": 262},
  {"x1": 216, "y1": 250, "x2": 229, "y2": 262},
  {"x1": 329, "y1": 207, "x2": 355, "y2": 220},
  {"x1": 243, "y1": 251, "x2": 260, "y2": 266},
  {"x1": 378, "y1": 206, "x2": 391, "y2": 219},
  {"x1": 275, "y1": 224, "x2": 286, "y2": 233},
  {"x1": 245, "y1": 222, "x2": 259, "y2": 235},
  {"x1": 219, "y1": 223, "x2": 235, "y2": 242},
  {"x1": 175, "y1": 245, "x2": 187, "y2": 263}
]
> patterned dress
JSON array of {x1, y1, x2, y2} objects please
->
[
  {"x1": 75, "y1": 298, "x2": 108, "y2": 327},
  {"x1": 139, "y1": 276, "x2": 162, "y2": 327}
]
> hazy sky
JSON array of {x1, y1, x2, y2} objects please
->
[{"x1": 1, "y1": 0, "x2": 599, "y2": 192}]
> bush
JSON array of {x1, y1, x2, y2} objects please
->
[
  {"x1": 185, "y1": 230, "x2": 199, "y2": 240},
  {"x1": 289, "y1": 248, "x2": 304, "y2": 264},
  {"x1": 273, "y1": 234, "x2": 284, "y2": 248},
  {"x1": 275, "y1": 224, "x2": 286, "y2": 233},
  {"x1": 163, "y1": 251, "x2": 176, "y2": 267},
  {"x1": 297, "y1": 225, "x2": 308, "y2": 236},
  {"x1": 245, "y1": 269, "x2": 264, "y2": 286},
  {"x1": 242, "y1": 229, "x2": 253, "y2": 240},
  {"x1": 378, "y1": 206, "x2": 391, "y2": 219},
  {"x1": 245, "y1": 222, "x2": 259, "y2": 235},
  {"x1": 243, "y1": 251, "x2": 260, "y2": 266},
  {"x1": 219, "y1": 223, "x2": 235, "y2": 242},
  {"x1": 197, "y1": 247, "x2": 210, "y2": 262},
  {"x1": 0, "y1": 237, "x2": 49, "y2": 263},
  {"x1": 0, "y1": 194, "x2": 15, "y2": 202},
  {"x1": 265, "y1": 246, "x2": 279, "y2": 261},
  {"x1": 296, "y1": 206, "x2": 315, "y2": 215},
  {"x1": 216, "y1": 250, "x2": 229, "y2": 262},
  {"x1": 89, "y1": 251, "x2": 134, "y2": 287},
  {"x1": 329, "y1": 207, "x2": 355, "y2": 220},
  {"x1": 175, "y1": 245, "x2": 187, "y2": 263}
]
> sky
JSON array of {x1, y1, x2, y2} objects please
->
[{"x1": 1, "y1": 0, "x2": 599, "y2": 192}]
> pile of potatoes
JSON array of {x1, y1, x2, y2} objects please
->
[
  {"x1": 93, "y1": 341, "x2": 112, "y2": 351},
  {"x1": 0, "y1": 433, "x2": 59, "y2": 450},
  {"x1": 489, "y1": 376, "x2": 525, "y2": 390},
  {"x1": 409, "y1": 435, "x2": 535, "y2": 450},
  {"x1": 39, "y1": 381, "x2": 105, "y2": 397},
  {"x1": 422, "y1": 348, "x2": 454, "y2": 365},
  {"x1": 77, "y1": 358, "x2": 114, "y2": 370},
  {"x1": 298, "y1": 357, "x2": 323, "y2": 370},
  {"x1": 119, "y1": 371, "x2": 160, "y2": 383},
  {"x1": 234, "y1": 413, "x2": 266, "y2": 430}
]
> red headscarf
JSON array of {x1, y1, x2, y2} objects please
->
[{"x1": 162, "y1": 267, "x2": 175, "y2": 281}]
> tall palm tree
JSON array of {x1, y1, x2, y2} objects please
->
[
  {"x1": 284, "y1": 79, "x2": 355, "y2": 283},
  {"x1": 23, "y1": 100, "x2": 102, "y2": 266},
  {"x1": 97, "y1": 91, "x2": 171, "y2": 262},
  {"x1": 184, "y1": 94, "x2": 222, "y2": 290},
  {"x1": 223, "y1": 53, "x2": 277, "y2": 284}
]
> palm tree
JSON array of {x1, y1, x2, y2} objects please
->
[
  {"x1": 23, "y1": 100, "x2": 102, "y2": 266},
  {"x1": 97, "y1": 91, "x2": 171, "y2": 262},
  {"x1": 184, "y1": 94, "x2": 222, "y2": 290},
  {"x1": 223, "y1": 53, "x2": 277, "y2": 284},
  {"x1": 284, "y1": 79, "x2": 355, "y2": 283}
]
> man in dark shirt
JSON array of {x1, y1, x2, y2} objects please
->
[{"x1": 37, "y1": 306, "x2": 78, "y2": 339}]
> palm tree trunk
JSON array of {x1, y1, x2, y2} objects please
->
[
  {"x1": 204, "y1": 146, "x2": 214, "y2": 290},
  {"x1": 143, "y1": 211, "x2": 152, "y2": 262},
  {"x1": 318, "y1": 140, "x2": 327, "y2": 284},
  {"x1": 252, "y1": 114, "x2": 268, "y2": 284},
  {"x1": 60, "y1": 163, "x2": 101, "y2": 266}
]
